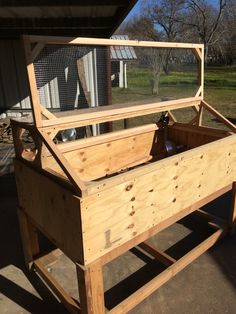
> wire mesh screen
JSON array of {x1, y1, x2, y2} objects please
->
[
  {"x1": 34, "y1": 44, "x2": 110, "y2": 112},
  {"x1": 33, "y1": 44, "x2": 199, "y2": 135},
  {"x1": 112, "y1": 47, "x2": 198, "y2": 105}
]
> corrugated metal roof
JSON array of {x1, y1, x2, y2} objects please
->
[{"x1": 110, "y1": 35, "x2": 137, "y2": 60}]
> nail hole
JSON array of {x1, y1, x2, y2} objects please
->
[{"x1": 125, "y1": 184, "x2": 133, "y2": 191}]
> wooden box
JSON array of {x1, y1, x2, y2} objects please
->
[{"x1": 11, "y1": 36, "x2": 236, "y2": 314}]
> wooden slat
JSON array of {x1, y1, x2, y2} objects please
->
[
  {"x1": 167, "y1": 110, "x2": 177, "y2": 122},
  {"x1": 22, "y1": 35, "x2": 42, "y2": 127},
  {"x1": 47, "y1": 127, "x2": 158, "y2": 182},
  {"x1": 109, "y1": 228, "x2": 225, "y2": 314},
  {"x1": 34, "y1": 260, "x2": 80, "y2": 314},
  {"x1": 202, "y1": 100, "x2": 236, "y2": 133},
  {"x1": 194, "y1": 209, "x2": 227, "y2": 230},
  {"x1": 201, "y1": 48, "x2": 204, "y2": 98},
  {"x1": 28, "y1": 35, "x2": 204, "y2": 49},
  {"x1": 31, "y1": 42, "x2": 45, "y2": 62},
  {"x1": 57, "y1": 123, "x2": 158, "y2": 153},
  {"x1": 169, "y1": 123, "x2": 231, "y2": 138},
  {"x1": 41, "y1": 105, "x2": 57, "y2": 120},
  {"x1": 193, "y1": 47, "x2": 204, "y2": 98},
  {"x1": 17, "y1": 207, "x2": 40, "y2": 269},
  {"x1": 36, "y1": 248, "x2": 63, "y2": 268},
  {"x1": 196, "y1": 104, "x2": 203, "y2": 126},
  {"x1": 38, "y1": 129, "x2": 87, "y2": 196},
  {"x1": 193, "y1": 48, "x2": 202, "y2": 61},
  {"x1": 42, "y1": 98, "x2": 201, "y2": 131},
  {"x1": 139, "y1": 242, "x2": 176, "y2": 266},
  {"x1": 195, "y1": 86, "x2": 202, "y2": 97},
  {"x1": 76, "y1": 260, "x2": 105, "y2": 314}
]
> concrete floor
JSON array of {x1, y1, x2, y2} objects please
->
[{"x1": 0, "y1": 173, "x2": 236, "y2": 314}]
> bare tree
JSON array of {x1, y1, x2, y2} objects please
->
[
  {"x1": 180, "y1": 0, "x2": 227, "y2": 62},
  {"x1": 141, "y1": 0, "x2": 227, "y2": 63},
  {"x1": 122, "y1": 16, "x2": 165, "y2": 94},
  {"x1": 144, "y1": 0, "x2": 186, "y2": 73},
  {"x1": 220, "y1": 0, "x2": 236, "y2": 64}
]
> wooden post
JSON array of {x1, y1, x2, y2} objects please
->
[
  {"x1": 22, "y1": 35, "x2": 43, "y2": 128},
  {"x1": 76, "y1": 260, "x2": 105, "y2": 314},
  {"x1": 119, "y1": 60, "x2": 124, "y2": 88},
  {"x1": 17, "y1": 207, "x2": 40, "y2": 269},
  {"x1": 229, "y1": 182, "x2": 236, "y2": 234}
]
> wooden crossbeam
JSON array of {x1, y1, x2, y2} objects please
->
[
  {"x1": 139, "y1": 242, "x2": 176, "y2": 267},
  {"x1": 34, "y1": 260, "x2": 80, "y2": 314},
  {"x1": 35, "y1": 248, "x2": 63, "y2": 268},
  {"x1": 202, "y1": 100, "x2": 236, "y2": 133},
  {"x1": 38, "y1": 129, "x2": 87, "y2": 196},
  {"x1": 42, "y1": 98, "x2": 201, "y2": 132},
  {"x1": 109, "y1": 227, "x2": 226, "y2": 314},
  {"x1": 28, "y1": 35, "x2": 204, "y2": 49}
]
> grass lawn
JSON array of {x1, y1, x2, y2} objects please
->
[{"x1": 111, "y1": 66, "x2": 236, "y2": 130}]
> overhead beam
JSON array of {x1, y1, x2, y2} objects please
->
[
  {"x1": 0, "y1": 28, "x2": 111, "y2": 38},
  {"x1": 28, "y1": 35, "x2": 204, "y2": 49},
  {"x1": 0, "y1": 0, "x2": 128, "y2": 7},
  {"x1": 0, "y1": 17, "x2": 113, "y2": 29}
]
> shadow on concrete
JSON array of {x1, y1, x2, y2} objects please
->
[
  {"x1": 0, "y1": 173, "x2": 67, "y2": 313},
  {"x1": 104, "y1": 191, "x2": 236, "y2": 310}
]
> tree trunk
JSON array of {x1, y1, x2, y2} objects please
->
[{"x1": 151, "y1": 73, "x2": 161, "y2": 95}]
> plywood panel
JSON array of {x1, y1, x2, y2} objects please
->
[
  {"x1": 168, "y1": 123, "x2": 230, "y2": 149},
  {"x1": 14, "y1": 160, "x2": 84, "y2": 263},
  {"x1": 81, "y1": 135, "x2": 236, "y2": 264},
  {"x1": 47, "y1": 129, "x2": 163, "y2": 181}
]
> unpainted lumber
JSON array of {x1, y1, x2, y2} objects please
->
[
  {"x1": 31, "y1": 42, "x2": 45, "y2": 62},
  {"x1": 168, "y1": 123, "x2": 229, "y2": 149},
  {"x1": 202, "y1": 100, "x2": 236, "y2": 133},
  {"x1": 17, "y1": 207, "x2": 40, "y2": 269},
  {"x1": 109, "y1": 227, "x2": 225, "y2": 314},
  {"x1": 22, "y1": 35, "x2": 42, "y2": 127},
  {"x1": 38, "y1": 129, "x2": 87, "y2": 195},
  {"x1": 42, "y1": 97, "x2": 202, "y2": 131},
  {"x1": 81, "y1": 135, "x2": 236, "y2": 263},
  {"x1": 76, "y1": 260, "x2": 105, "y2": 314},
  {"x1": 14, "y1": 160, "x2": 84, "y2": 264},
  {"x1": 138, "y1": 242, "x2": 176, "y2": 266},
  {"x1": 87, "y1": 134, "x2": 236, "y2": 195},
  {"x1": 57, "y1": 123, "x2": 159, "y2": 153},
  {"x1": 28, "y1": 35, "x2": 204, "y2": 49},
  {"x1": 47, "y1": 129, "x2": 161, "y2": 182},
  {"x1": 40, "y1": 105, "x2": 57, "y2": 120},
  {"x1": 34, "y1": 259, "x2": 80, "y2": 313}
]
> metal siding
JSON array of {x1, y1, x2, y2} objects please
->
[
  {"x1": 110, "y1": 35, "x2": 137, "y2": 60},
  {"x1": 0, "y1": 40, "x2": 109, "y2": 113}
]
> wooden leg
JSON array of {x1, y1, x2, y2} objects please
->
[
  {"x1": 17, "y1": 207, "x2": 40, "y2": 269},
  {"x1": 76, "y1": 260, "x2": 105, "y2": 314},
  {"x1": 229, "y1": 182, "x2": 236, "y2": 234}
]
